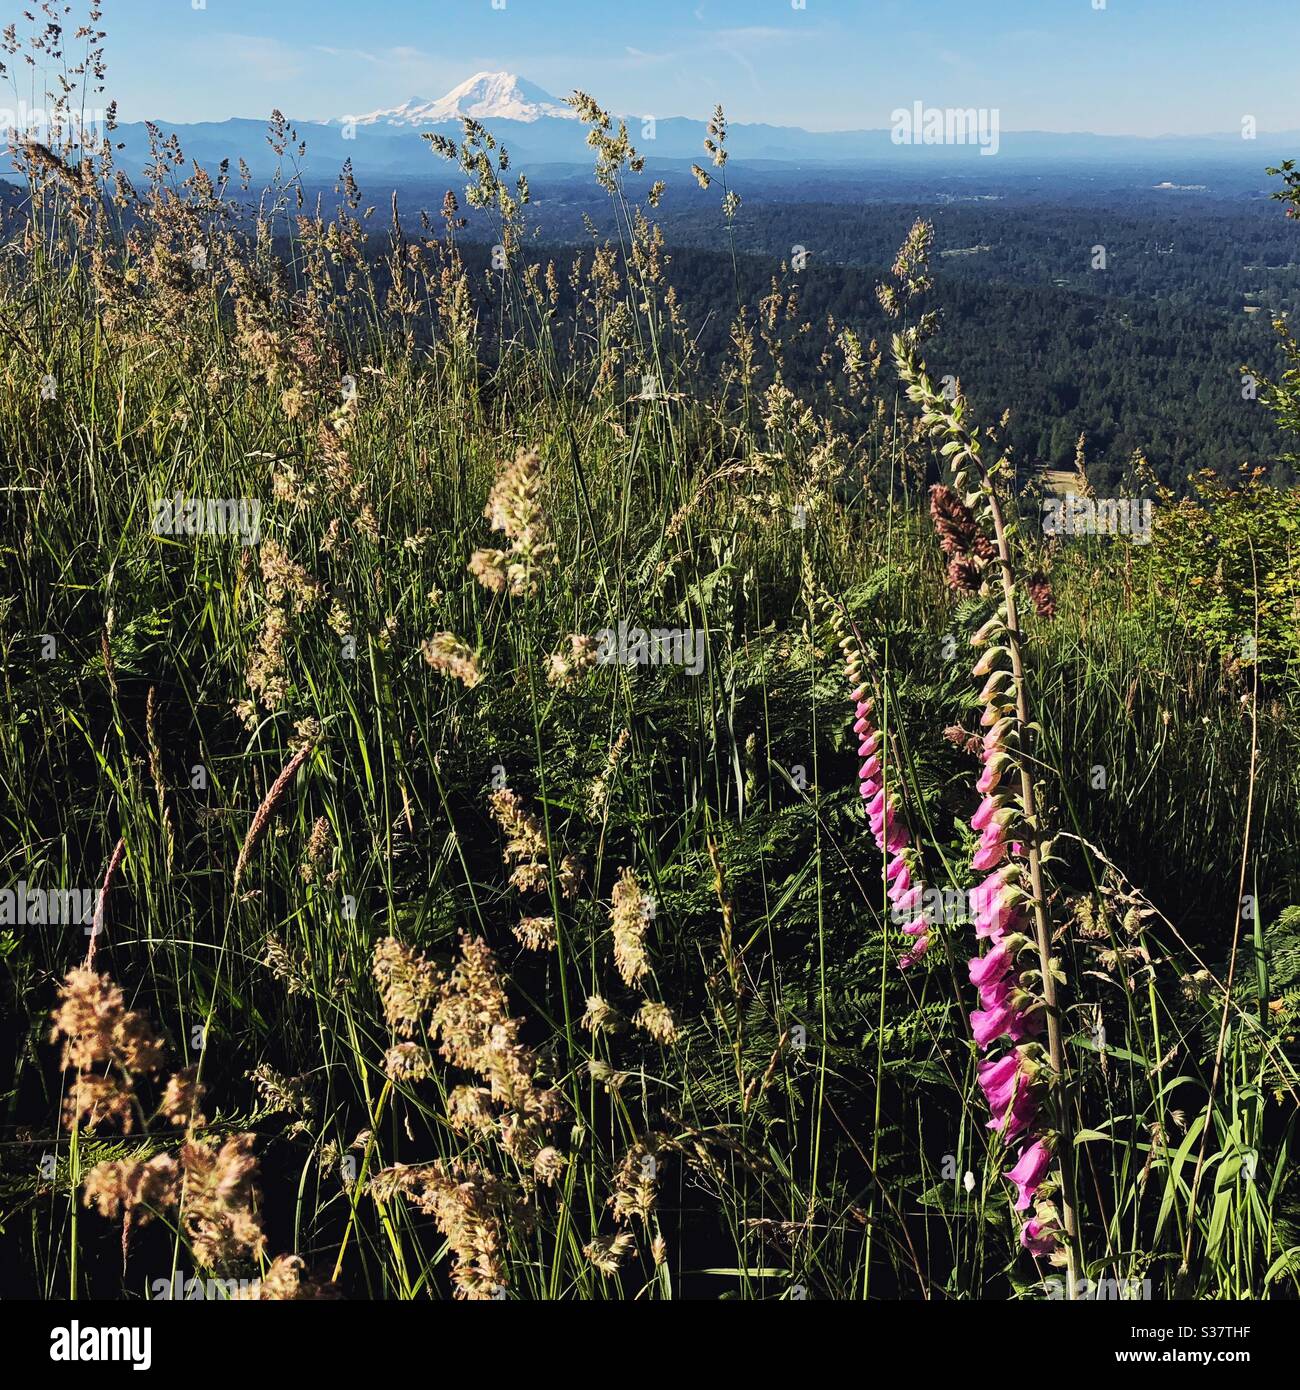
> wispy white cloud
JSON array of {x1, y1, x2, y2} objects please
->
[
  {"x1": 209, "y1": 34, "x2": 305, "y2": 83},
  {"x1": 670, "y1": 21, "x2": 829, "y2": 95},
  {"x1": 712, "y1": 42, "x2": 760, "y2": 92},
  {"x1": 611, "y1": 45, "x2": 680, "y2": 71},
  {"x1": 314, "y1": 44, "x2": 381, "y2": 63},
  {"x1": 312, "y1": 43, "x2": 437, "y2": 67},
  {"x1": 709, "y1": 26, "x2": 814, "y2": 46}
]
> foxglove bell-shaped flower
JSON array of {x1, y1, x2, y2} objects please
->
[
  {"x1": 891, "y1": 883, "x2": 923, "y2": 915},
  {"x1": 969, "y1": 945, "x2": 1012, "y2": 992},
  {"x1": 971, "y1": 1000, "x2": 1020, "y2": 1048},
  {"x1": 992, "y1": 1084, "x2": 1040, "y2": 1140},
  {"x1": 977, "y1": 1051, "x2": 1021, "y2": 1109},
  {"x1": 1007, "y1": 1138, "x2": 1053, "y2": 1213},
  {"x1": 977, "y1": 751, "x2": 1010, "y2": 794},
  {"x1": 1021, "y1": 1218, "x2": 1060, "y2": 1257}
]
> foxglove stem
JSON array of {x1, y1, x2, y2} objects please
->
[
  {"x1": 893, "y1": 330, "x2": 1084, "y2": 1293},
  {"x1": 982, "y1": 480, "x2": 1083, "y2": 1292}
]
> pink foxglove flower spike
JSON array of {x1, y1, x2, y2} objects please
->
[{"x1": 828, "y1": 608, "x2": 935, "y2": 971}]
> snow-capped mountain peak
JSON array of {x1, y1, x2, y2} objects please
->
[{"x1": 351, "y1": 73, "x2": 575, "y2": 127}]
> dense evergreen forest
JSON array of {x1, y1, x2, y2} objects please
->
[
  {"x1": 257, "y1": 163, "x2": 1295, "y2": 489},
  {"x1": 446, "y1": 229, "x2": 1292, "y2": 489}
]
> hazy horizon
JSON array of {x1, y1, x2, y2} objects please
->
[{"x1": 116, "y1": 69, "x2": 1300, "y2": 142}]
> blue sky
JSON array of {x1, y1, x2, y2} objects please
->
[{"x1": 21, "y1": 0, "x2": 1300, "y2": 134}]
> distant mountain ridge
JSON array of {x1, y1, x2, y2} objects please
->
[{"x1": 10, "y1": 72, "x2": 1298, "y2": 184}]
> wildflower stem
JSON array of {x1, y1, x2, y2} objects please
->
[{"x1": 983, "y1": 486, "x2": 1085, "y2": 1293}]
